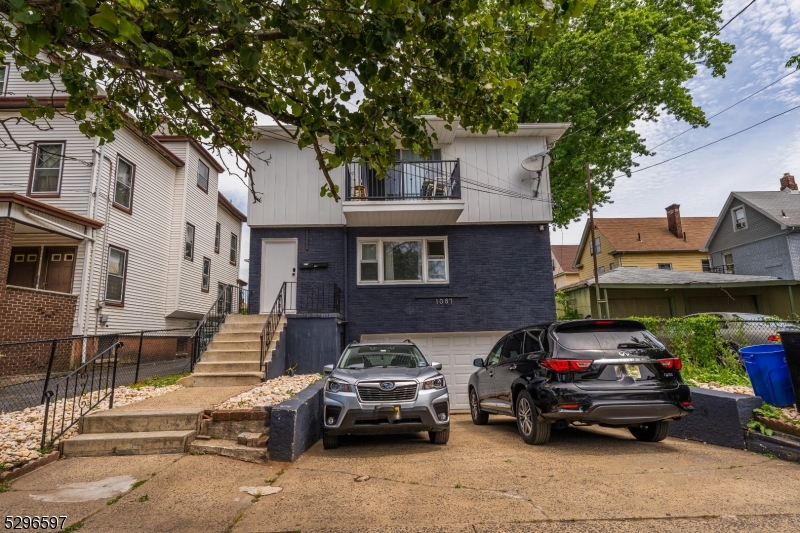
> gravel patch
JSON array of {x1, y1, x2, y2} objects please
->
[
  {"x1": 217, "y1": 374, "x2": 323, "y2": 409},
  {"x1": 0, "y1": 384, "x2": 181, "y2": 468}
]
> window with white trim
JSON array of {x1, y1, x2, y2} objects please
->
[
  {"x1": 589, "y1": 236, "x2": 601, "y2": 255},
  {"x1": 230, "y1": 233, "x2": 238, "y2": 265},
  {"x1": 732, "y1": 206, "x2": 747, "y2": 231},
  {"x1": 358, "y1": 238, "x2": 448, "y2": 284},
  {"x1": 30, "y1": 143, "x2": 65, "y2": 194},
  {"x1": 0, "y1": 65, "x2": 7, "y2": 95},
  {"x1": 657, "y1": 263, "x2": 673, "y2": 270}
]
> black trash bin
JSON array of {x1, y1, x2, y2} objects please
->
[{"x1": 778, "y1": 330, "x2": 800, "y2": 412}]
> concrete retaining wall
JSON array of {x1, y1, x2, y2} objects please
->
[
  {"x1": 669, "y1": 387, "x2": 763, "y2": 449},
  {"x1": 268, "y1": 380, "x2": 324, "y2": 462}
]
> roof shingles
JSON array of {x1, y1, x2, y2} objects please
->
[{"x1": 593, "y1": 217, "x2": 717, "y2": 252}]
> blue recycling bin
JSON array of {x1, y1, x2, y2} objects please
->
[{"x1": 738, "y1": 345, "x2": 796, "y2": 407}]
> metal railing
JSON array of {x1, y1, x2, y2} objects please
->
[
  {"x1": 190, "y1": 285, "x2": 252, "y2": 370},
  {"x1": 345, "y1": 159, "x2": 461, "y2": 201},
  {"x1": 259, "y1": 281, "x2": 343, "y2": 371},
  {"x1": 40, "y1": 341, "x2": 122, "y2": 448},
  {"x1": 0, "y1": 329, "x2": 195, "y2": 413},
  {"x1": 703, "y1": 264, "x2": 735, "y2": 274}
]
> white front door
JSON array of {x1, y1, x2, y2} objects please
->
[
  {"x1": 360, "y1": 331, "x2": 507, "y2": 411},
  {"x1": 261, "y1": 239, "x2": 297, "y2": 313}
]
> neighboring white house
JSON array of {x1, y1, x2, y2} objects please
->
[{"x1": 0, "y1": 60, "x2": 245, "y2": 340}]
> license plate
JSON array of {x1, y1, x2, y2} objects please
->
[{"x1": 615, "y1": 364, "x2": 641, "y2": 379}]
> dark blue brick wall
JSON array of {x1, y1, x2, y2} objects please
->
[
  {"x1": 249, "y1": 227, "x2": 345, "y2": 314},
  {"x1": 249, "y1": 224, "x2": 555, "y2": 340}
]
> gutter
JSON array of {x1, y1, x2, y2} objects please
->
[{"x1": 23, "y1": 208, "x2": 95, "y2": 242}]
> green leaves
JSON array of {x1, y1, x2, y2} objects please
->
[{"x1": 90, "y1": 3, "x2": 119, "y2": 33}]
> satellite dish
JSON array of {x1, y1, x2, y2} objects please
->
[{"x1": 521, "y1": 152, "x2": 552, "y2": 172}]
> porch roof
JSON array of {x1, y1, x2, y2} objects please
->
[{"x1": 0, "y1": 193, "x2": 103, "y2": 240}]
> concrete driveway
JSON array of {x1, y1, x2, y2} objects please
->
[{"x1": 3, "y1": 414, "x2": 800, "y2": 532}]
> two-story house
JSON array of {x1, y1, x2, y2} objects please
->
[
  {"x1": 246, "y1": 118, "x2": 568, "y2": 409},
  {"x1": 704, "y1": 173, "x2": 800, "y2": 279},
  {"x1": 0, "y1": 60, "x2": 245, "y2": 342},
  {"x1": 572, "y1": 205, "x2": 716, "y2": 280},
  {"x1": 551, "y1": 245, "x2": 580, "y2": 289}
]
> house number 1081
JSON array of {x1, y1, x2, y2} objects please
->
[{"x1": 435, "y1": 298, "x2": 453, "y2": 305}]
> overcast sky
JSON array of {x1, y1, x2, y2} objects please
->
[{"x1": 218, "y1": 0, "x2": 800, "y2": 280}]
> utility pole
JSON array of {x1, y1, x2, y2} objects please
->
[{"x1": 585, "y1": 162, "x2": 605, "y2": 318}]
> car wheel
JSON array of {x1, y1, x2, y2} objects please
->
[
  {"x1": 629, "y1": 421, "x2": 670, "y2": 442},
  {"x1": 429, "y1": 429, "x2": 450, "y2": 444},
  {"x1": 515, "y1": 390, "x2": 550, "y2": 445},
  {"x1": 322, "y1": 433, "x2": 340, "y2": 449},
  {"x1": 469, "y1": 388, "x2": 489, "y2": 425}
]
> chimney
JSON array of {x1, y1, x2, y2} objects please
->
[
  {"x1": 665, "y1": 203, "x2": 682, "y2": 238},
  {"x1": 780, "y1": 173, "x2": 797, "y2": 192}
]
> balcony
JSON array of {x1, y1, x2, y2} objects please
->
[
  {"x1": 342, "y1": 159, "x2": 465, "y2": 227},
  {"x1": 704, "y1": 264, "x2": 735, "y2": 274}
]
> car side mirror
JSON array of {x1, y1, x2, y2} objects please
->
[
  {"x1": 473, "y1": 358, "x2": 485, "y2": 368},
  {"x1": 431, "y1": 362, "x2": 443, "y2": 371},
  {"x1": 323, "y1": 364, "x2": 334, "y2": 374}
]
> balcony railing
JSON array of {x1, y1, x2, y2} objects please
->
[
  {"x1": 704, "y1": 264, "x2": 735, "y2": 274},
  {"x1": 345, "y1": 159, "x2": 461, "y2": 201}
]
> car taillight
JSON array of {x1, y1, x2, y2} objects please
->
[
  {"x1": 658, "y1": 358, "x2": 683, "y2": 371},
  {"x1": 540, "y1": 359, "x2": 593, "y2": 372},
  {"x1": 681, "y1": 400, "x2": 692, "y2": 407},
  {"x1": 595, "y1": 320, "x2": 614, "y2": 325},
  {"x1": 768, "y1": 334, "x2": 781, "y2": 342},
  {"x1": 560, "y1": 403, "x2": 580, "y2": 410}
]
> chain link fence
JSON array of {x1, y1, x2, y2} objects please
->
[{"x1": 0, "y1": 329, "x2": 194, "y2": 413}]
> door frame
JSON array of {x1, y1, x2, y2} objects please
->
[{"x1": 260, "y1": 238, "x2": 298, "y2": 314}]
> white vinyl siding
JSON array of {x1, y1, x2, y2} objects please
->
[
  {"x1": 248, "y1": 133, "x2": 552, "y2": 226},
  {"x1": 213, "y1": 204, "x2": 242, "y2": 297}
]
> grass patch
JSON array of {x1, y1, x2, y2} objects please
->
[
  {"x1": 0, "y1": 482, "x2": 10, "y2": 493},
  {"x1": 138, "y1": 494, "x2": 149, "y2": 502},
  {"x1": 62, "y1": 521, "x2": 84, "y2": 532},
  {"x1": 454, "y1": 483, "x2": 461, "y2": 489},
  {"x1": 225, "y1": 511, "x2": 246, "y2": 533},
  {"x1": 107, "y1": 495, "x2": 122, "y2": 505},
  {"x1": 132, "y1": 479, "x2": 147, "y2": 490},
  {"x1": 683, "y1": 362, "x2": 750, "y2": 387},
  {"x1": 265, "y1": 477, "x2": 276, "y2": 484},
  {"x1": 130, "y1": 373, "x2": 189, "y2": 389}
]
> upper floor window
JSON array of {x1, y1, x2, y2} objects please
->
[
  {"x1": 113, "y1": 156, "x2": 135, "y2": 212},
  {"x1": 732, "y1": 206, "x2": 747, "y2": 231},
  {"x1": 197, "y1": 160, "x2": 209, "y2": 192},
  {"x1": 609, "y1": 262, "x2": 615, "y2": 271},
  {"x1": 597, "y1": 266, "x2": 605, "y2": 275},
  {"x1": 358, "y1": 237, "x2": 448, "y2": 284},
  {"x1": 105, "y1": 246, "x2": 128, "y2": 304},
  {"x1": 185, "y1": 223, "x2": 195, "y2": 261},
  {"x1": 214, "y1": 222, "x2": 221, "y2": 253},
  {"x1": 657, "y1": 263, "x2": 673, "y2": 270},
  {"x1": 0, "y1": 65, "x2": 7, "y2": 95},
  {"x1": 589, "y1": 236, "x2": 601, "y2": 255},
  {"x1": 701, "y1": 259, "x2": 711, "y2": 272},
  {"x1": 230, "y1": 233, "x2": 238, "y2": 265},
  {"x1": 202, "y1": 257, "x2": 211, "y2": 292},
  {"x1": 29, "y1": 143, "x2": 65, "y2": 195}
]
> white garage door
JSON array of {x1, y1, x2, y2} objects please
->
[{"x1": 360, "y1": 331, "x2": 507, "y2": 411}]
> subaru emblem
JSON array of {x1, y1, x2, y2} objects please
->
[{"x1": 380, "y1": 381, "x2": 395, "y2": 390}]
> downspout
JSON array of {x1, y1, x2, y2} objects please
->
[
  {"x1": 94, "y1": 155, "x2": 115, "y2": 335},
  {"x1": 343, "y1": 225, "x2": 348, "y2": 343},
  {"x1": 81, "y1": 143, "x2": 106, "y2": 340}
]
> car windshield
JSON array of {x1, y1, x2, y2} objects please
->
[
  {"x1": 338, "y1": 345, "x2": 429, "y2": 369},
  {"x1": 555, "y1": 328, "x2": 665, "y2": 352}
]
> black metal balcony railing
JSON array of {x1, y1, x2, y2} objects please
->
[
  {"x1": 704, "y1": 264, "x2": 735, "y2": 274},
  {"x1": 345, "y1": 159, "x2": 461, "y2": 201}
]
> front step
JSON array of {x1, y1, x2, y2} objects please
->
[
  {"x1": 189, "y1": 439, "x2": 267, "y2": 463},
  {"x1": 218, "y1": 323, "x2": 265, "y2": 334},
  {"x1": 224, "y1": 314, "x2": 270, "y2": 324},
  {"x1": 194, "y1": 361, "x2": 261, "y2": 373},
  {"x1": 80, "y1": 409, "x2": 202, "y2": 434},
  {"x1": 62, "y1": 430, "x2": 196, "y2": 457},
  {"x1": 178, "y1": 372, "x2": 263, "y2": 387},
  {"x1": 206, "y1": 340, "x2": 261, "y2": 351},
  {"x1": 200, "y1": 349, "x2": 261, "y2": 362}
]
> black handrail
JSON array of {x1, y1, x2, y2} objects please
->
[
  {"x1": 260, "y1": 282, "x2": 287, "y2": 371},
  {"x1": 190, "y1": 285, "x2": 251, "y2": 370},
  {"x1": 40, "y1": 341, "x2": 122, "y2": 449},
  {"x1": 345, "y1": 159, "x2": 461, "y2": 201}
]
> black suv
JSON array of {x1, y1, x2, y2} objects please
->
[{"x1": 468, "y1": 319, "x2": 692, "y2": 445}]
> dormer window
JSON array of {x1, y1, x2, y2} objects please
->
[{"x1": 732, "y1": 206, "x2": 747, "y2": 231}]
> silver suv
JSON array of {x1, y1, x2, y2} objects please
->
[{"x1": 321, "y1": 341, "x2": 450, "y2": 449}]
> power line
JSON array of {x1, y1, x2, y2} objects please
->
[
  {"x1": 614, "y1": 102, "x2": 800, "y2": 177},
  {"x1": 558, "y1": 0, "x2": 758, "y2": 142},
  {"x1": 638, "y1": 67, "x2": 800, "y2": 157}
]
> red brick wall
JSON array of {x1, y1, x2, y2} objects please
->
[
  {"x1": 0, "y1": 286, "x2": 78, "y2": 343},
  {"x1": 0, "y1": 218, "x2": 13, "y2": 293}
]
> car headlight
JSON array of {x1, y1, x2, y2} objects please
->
[
  {"x1": 422, "y1": 375, "x2": 446, "y2": 390},
  {"x1": 326, "y1": 378, "x2": 352, "y2": 393}
]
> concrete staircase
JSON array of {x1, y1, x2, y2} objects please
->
[
  {"x1": 61, "y1": 409, "x2": 201, "y2": 457},
  {"x1": 178, "y1": 314, "x2": 287, "y2": 387}
]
